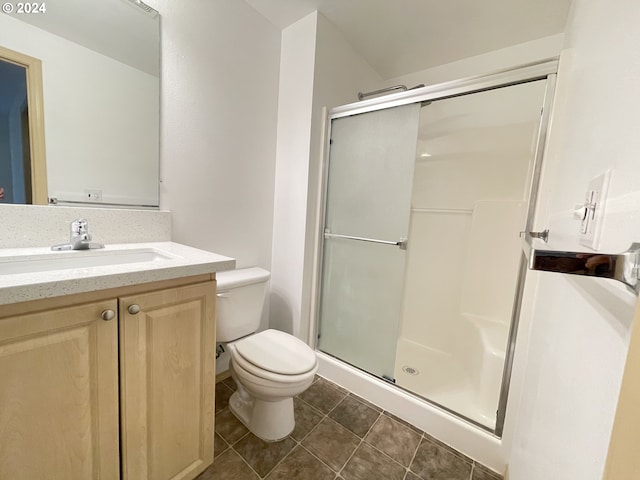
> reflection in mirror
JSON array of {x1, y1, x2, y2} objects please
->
[
  {"x1": 0, "y1": 0, "x2": 160, "y2": 208},
  {"x1": 0, "y1": 58, "x2": 29, "y2": 203},
  {"x1": 0, "y1": 45, "x2": 47, "y2": 204}
]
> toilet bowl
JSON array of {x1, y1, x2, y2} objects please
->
[
  {"x1": 216, "y1": 268, "x2": 318, "y2": 441},
  {"x1": 227, "y1": 329, "x2": 317, "y2": 440}
]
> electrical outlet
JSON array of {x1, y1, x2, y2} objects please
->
[
  {"x1": 579, "y1": 170, "x2": 611, "y2": 250},
  {"x1": 85, "y1": 189, "x2": 102, "y2": 202}
]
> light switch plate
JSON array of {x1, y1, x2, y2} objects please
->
[{"x1": 579, "y1": 170, "x2": 611, "y2": 250}]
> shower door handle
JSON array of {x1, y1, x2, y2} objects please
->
[{"x1": 324, "y1": 231, "x2": 408, "y2": 249}]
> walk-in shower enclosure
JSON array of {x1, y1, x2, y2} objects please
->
[{"x1": 314, "y1": 60, "x2": 557, "y2": 435}]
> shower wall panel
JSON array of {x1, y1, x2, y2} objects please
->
[
  {"x1": 394, "y1": 79, "x2": 549, "y2": 428},
  {"x1": 460, "y1": 200, "x2": 527, "y2": 324},
  {"x1": 400, "y1": 210, "x2": 471, "y2": 353}
]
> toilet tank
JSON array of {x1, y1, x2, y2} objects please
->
[{"x1": 216, "y1": 267, "x2": 270, "y2": 342}]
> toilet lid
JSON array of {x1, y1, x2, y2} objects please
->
[{"x1": 233, "y1": 329, "x2": 317, "y2": 375}]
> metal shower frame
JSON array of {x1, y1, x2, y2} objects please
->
[{"x1": 309, "y1": 58, "x2": 559, "y2": 437}]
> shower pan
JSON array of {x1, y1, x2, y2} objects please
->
[{"x1": 314, "y1": 60, "x2": 557, "y2": 437}]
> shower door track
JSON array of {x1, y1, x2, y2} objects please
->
[{"x1": 328, "y1": 58, "x2": 558, "y2": 120}]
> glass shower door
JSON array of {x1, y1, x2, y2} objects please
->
[{"x1": 317, "y1": 103, "x2": 421, "y2": 381}]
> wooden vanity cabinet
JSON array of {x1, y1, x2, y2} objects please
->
[
  {"x1": 0, "y1": 299, "x2": 120, "y2": 480},
  {"x1": 119, "y1": 282, "x2": 216, "y2": 480},
  {"x1": 0, "y1": 277, "x2": 216, "y2": 480}
]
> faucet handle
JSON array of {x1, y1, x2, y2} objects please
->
[
  {"x1": 70, "y1": 218, "x2": 90, "y2": 238},
  {"x1": 51, "y1": 218, "x2": 104, "y2": 251}
]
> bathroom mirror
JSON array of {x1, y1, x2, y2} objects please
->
[{"x1": 0, "y1": 0, "x2": 160, "y2": 207}]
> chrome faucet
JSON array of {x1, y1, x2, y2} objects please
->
[{"x1": 51, "y1": 219, "x2": 105, "y2": 251}]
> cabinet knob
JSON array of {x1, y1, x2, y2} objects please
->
[
  {"x1": 128, "y1": 304, "x2": 141, "y2": 315},
  {"x1": 101, "y1": 309, "x2": 116, "y2": 321}
]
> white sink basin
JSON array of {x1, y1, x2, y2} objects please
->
[
  {"x1": 0, "y1": 241, "x2": 236, "y2": 306},
  {"x1": 0, "y1": 247, "x2": 177, "y2": 275}
]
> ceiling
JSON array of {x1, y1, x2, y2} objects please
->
[
  {"x1": 8, "y1": 0, "x2": 160, "y2": 76},
  {"x1": 245, "y1": 0, "x2": 572, "y2": 79}
]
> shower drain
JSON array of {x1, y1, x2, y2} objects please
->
[{"x1": 402, "y1": 365, "x2": 419, "y2": 376}]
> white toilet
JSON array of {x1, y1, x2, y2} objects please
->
[{"x1": 216, "y1": 267, "x2": 318, "y2": 441}]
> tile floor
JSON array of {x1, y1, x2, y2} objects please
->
[{"x1": 197, "y1": 375, "x2": 503, "y2": 480}]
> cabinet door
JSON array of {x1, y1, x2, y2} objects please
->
[
  {"x1": 0, "y1": 300, "x2": 120, "y2": 480},
  {"x1": 120, "y1": 281, "x2": 216, "y2": 480}
]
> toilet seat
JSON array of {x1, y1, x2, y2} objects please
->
[{"x1": 229, "y1": 329, "x2": 317, "y2": 383}]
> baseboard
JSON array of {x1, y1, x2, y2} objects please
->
[{"x1": 216, "y1": 370, "x2": 231, "y2": 383}]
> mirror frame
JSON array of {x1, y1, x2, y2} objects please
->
[{"x1": 0, "y1": 45, "x2": 47, "y2": 204}]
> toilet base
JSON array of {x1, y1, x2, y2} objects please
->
[{"x1": 228, "y1": 389, "x2": 295, "y2": 442}]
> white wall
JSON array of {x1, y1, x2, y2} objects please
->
[
  {"x1": 269, "y1": 12, "x2": 318, "y2": 337},
  {"x1": 150, "y1": 0, "x2": 280, "y2": 271},
  {"x1": 146, "y1": 0, "x2": 281, "y2": 374},
  {"x1": 389, "y1": 34, "x2": 565, "y2": 87},
  {"x1": 507, "y1": 0, "x2": 640, "y2": 477},
  {"x1": 0, "y1": 14, "x2": 159, "y2": 206},
  {"x1": 270, "y1": 12, "x2": 382, "y2": 340}
]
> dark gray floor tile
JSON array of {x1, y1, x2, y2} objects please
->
[
  {"x1": 316, "y1": 375, "x2": 351, "y2": 395},
  {"x1": 301, "y1": 418, "x2": 360, "y2": 471},
  {"x1": 329, "y1": 395, "x2": 380, "y2": 437},
  {"x1": 364, "y1": 415, "x2": 421, "y2": 467},
  {"x1": 265, "y1": 445, "x2": 335, "y2": 480},
  {"x1": 214, "y1": 432, "x2": 229, "y2": 459},
  {"x1": 472, "y1": 463, "x2": 503, "y2": 480},
  {"x1": 316, "y1": 376, "x2": 349, "y2": 394},
  {"x1": 341, "y1": 443, "x2": 405, "y2": 480},
  {"x1": 233, "y1": 433, "x2": 296, "y2": 477},
  {"x1": 346, "y1": 393, "x2": 383, "y2": 412},
  {"x1": 196, "y1": 448, "x2": 259, "y2": 480},
  {"x1": 382, "y1": 411, "x2": 424, "y2": 435},
  {"x1": 298, "y1": 378, "x2": 348, "y2": 414},
  {"x1": 291, "y1": 397, "x2": 324, "y2": 441},
  {"x1": 422, "y1": 433, "x2": 474, "y2": 464},
  {"x1": 216, "y1": 382, "x2": 234, "y2": 413},
  {"x1": 215, "y1": 408, "x2": 249, "y2": 445},
  {"x1": 211, "y1": 376, "x2": 480, "y2": 480},
  {"x1": 410, "y1": 438, "x2": 472, "y2": 480},
  {"x1": 222, "y1": 376, "x2": 237, "y2": 391}
]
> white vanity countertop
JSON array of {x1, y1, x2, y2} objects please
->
[{"x1": 0, "y1": 242, "x2": 236, "y2": 306}]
